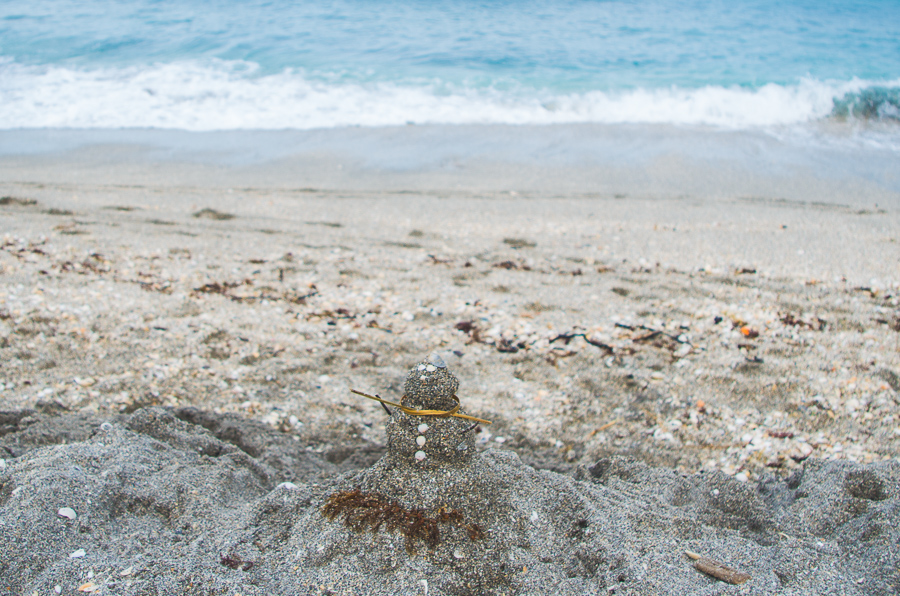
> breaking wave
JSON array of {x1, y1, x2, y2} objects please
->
[{"x1": 1, "y1": 59, "x2": 899, "y2": 131}]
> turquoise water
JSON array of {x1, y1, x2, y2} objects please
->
[
  {"x1": 2, "y1": 0, "x2": 899, "y2": 198},
  {"x1": 2, "y1": 0, "x2": 899, "y2": 130}
]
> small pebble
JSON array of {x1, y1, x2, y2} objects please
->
[
  {"x1": 57, "y1": 507, "x2": 77, "y2": 520},
  {"x1": 414, "y1": 450, "x2": 427, "y2": 461},
  {"x1": 416, "y1": 436, "x2": 426, "y2": 447},
  {"x1": 417, "y1": 423, "x2": 429, "y2": 433},
  {"x1": 418, "y1": 364, "x2": 426, "y2": 371},
  {"x1": 453, "y1": 548, "x2": 466, "y2": 559},
  {"x1": 0, "y1": 458, "x2": 5, "y2": 471},
  {"x1": 69, "y1": 548, "x2": 86, "y2": 558},
  {"x1": 425, "y1": 364, "x2": 436, "y2": 372},
  {"x1": 277, "y1": 482, "x2": 298, "y2": 490}
]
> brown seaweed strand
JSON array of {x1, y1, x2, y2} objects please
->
[{"x1": 323, "y1": 489, "x2": 484, "y2": 554}]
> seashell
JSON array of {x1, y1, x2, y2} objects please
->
[{"x1": 57, "y1": 507, "x2": 77, "y2": 520}]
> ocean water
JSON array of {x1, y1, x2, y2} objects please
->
[{"x1": 2, "y1": 0, "x2": 899, "y2": 196}]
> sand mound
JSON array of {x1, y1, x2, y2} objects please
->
[{"x1": 1, "y1": 399, "x2": 897, "y2": 594}]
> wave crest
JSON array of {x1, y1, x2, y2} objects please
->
[{"x1": 1, "y1": 59, "x2": 898, "y2": 131}]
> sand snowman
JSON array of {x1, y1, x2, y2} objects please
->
[
  {"x1": 323, "y1": 353, "x2": 495, "y2": 555},
  {"x1": 385, "y1": 352, "x2": 479, "y2": 467},
  {"x1": 310, "y1": 354, "x2": 596, "y2": 593}
]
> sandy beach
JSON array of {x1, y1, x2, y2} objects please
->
[{"x1": 2, "y1": 150, "x2": 899, "y2": 594}]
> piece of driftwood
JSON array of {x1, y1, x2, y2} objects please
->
[{"x1": 685, "y1": 551, "x2": 751, "y2": 585}]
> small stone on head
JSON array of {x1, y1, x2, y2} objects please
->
[{"x1": 426, "y1": 352, "x2": 447, "y2": 368}]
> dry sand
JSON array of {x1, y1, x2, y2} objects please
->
[{"x1": 1, "y1": 160, "x2": 899, "y2": 594}]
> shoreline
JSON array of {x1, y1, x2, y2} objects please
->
[{"x1": 3, "y1": 124, "x2": 900, "y2": 206}]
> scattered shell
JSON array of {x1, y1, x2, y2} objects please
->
[
  {"x1": 414, "y1": 450, "x2": 427, "y2": 462},
  {"x1": 77, "y1": 582, "x2": 98, "y2": 592},
  {"x1": 99, "y1": 422, "x2": 113, "y2": 432},
  {"x1": 119, "y1": 567, "x2": 134, "y2": 576},
  {"x1": 416, "y1": 436, "x2": 426, "y2": 447},
  {"x1": 453, "y1": 548, "x2": 466, "y2": 559},
  {"x1": 789, "y1": 443, "x2": 814, "y2": 462},
  {"x1": 0, "y1": 458, "x2": 5, "y2": 471},
  {"x1": 57, "y1": 507, "x2": 77, "y2": 520},
  {"x1": 69, "y1": 548, "x2": 86, "y2": 558},
  {"x1": 425, "y1": 364, "x2": 437, "y2": 372},
  {"x1": 54, "y1": 586, "x2": 61, "y2": 594},
  {"x1": 420, "y1": 375, "x2": 428, "y2": 381},
  {"x1": 277, "y1": 482, "x2": 298, "y2": 490},
  {"x1": 417, "y1": 423, "x2": 429, "y2": 433}
]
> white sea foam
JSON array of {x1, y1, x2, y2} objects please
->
[{"x1": 1, "y1": 59, "x2": 897, "y2": 131}]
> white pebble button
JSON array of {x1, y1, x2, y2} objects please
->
[
  {"x1": 414, "y1": 450, "x2": 427, "y2": 461},
  {"x1": 416, "y1": 436, "x2": 426, "y2": 447},
  {"x1": 425, "y1": 364, "x2": 436, "y2": 372},
  {"x1": 417, "y1": 423, "x2": 429, "y2": 433}
]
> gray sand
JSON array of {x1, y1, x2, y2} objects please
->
[{"x1": 1, "y1": 403, "x2": 898, "y2": 595}]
